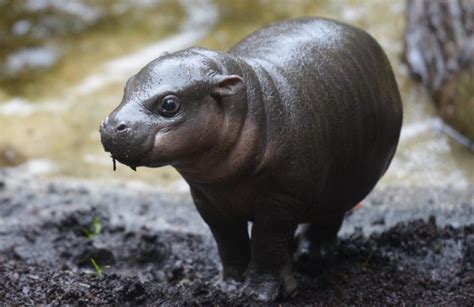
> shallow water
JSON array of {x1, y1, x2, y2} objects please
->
[{"x1": 0, "y1": 0, "x2": 473, "y2": 189}]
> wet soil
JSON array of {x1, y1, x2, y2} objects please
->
[{"x1": 0, "y1": 172, "x2": 473, "y2": 305}]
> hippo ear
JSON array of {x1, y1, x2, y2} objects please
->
[{"x1": 212, "y1": 75, "x2": 245, "y2": 97}]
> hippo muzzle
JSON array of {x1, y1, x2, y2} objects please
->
[{"x1": 99, "y1": 107, "x2": 156, "y2": 169}]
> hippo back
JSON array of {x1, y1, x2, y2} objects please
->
[{"x1": 230, "y1": 18, "x2": 402, "y2": 213}]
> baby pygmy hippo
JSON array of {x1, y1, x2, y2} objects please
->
[{"x1": 100, "y1": 17, "x2": 402, "y2": 301}]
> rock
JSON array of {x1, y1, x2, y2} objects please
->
[{"x1": 0, "y1": 144, "x2": 26, "y2": 167}]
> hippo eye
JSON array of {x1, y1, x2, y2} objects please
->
[{"x1": 158, "y1": 95, "x2": 180, "y2": 117}]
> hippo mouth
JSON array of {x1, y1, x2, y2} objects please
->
[
  {"x1": 101, "y1": 138, "x2": 151, "y2": 172},
  {"x1": 108, "y1": 150, "x2": 171, "y2": 171},
  {"x1": 103, "y1": 133, "x2": 169, "y2": 171},
  {"x1": 110, "y1": 154, "x2": 136, "y2": 172}
]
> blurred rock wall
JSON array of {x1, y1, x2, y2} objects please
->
[{"x1": 404, "y1": 0, "x2": 474, "y2": 144}]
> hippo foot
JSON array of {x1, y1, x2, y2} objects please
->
[
  {"x1": 214, "y1": 275, "x2": 242, "y2": 293},
  {"x1": 239, "y1": 268, "x2": 297, "y2": 301}
]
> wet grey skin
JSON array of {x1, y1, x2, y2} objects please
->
[{"x1": 100, "y1": 17, "x2": 403, "y2": 301}]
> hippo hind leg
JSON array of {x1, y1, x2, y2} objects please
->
[{"x1": 294, "y1": 212, "x2": 345, "y2": 274}]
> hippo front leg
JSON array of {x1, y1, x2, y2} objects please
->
[
  {"x1": 209, "y1": 220, "x2": 250, "y2": 286},
  {"x1": 242, "y1": 204, "x2": 298, "y2": 301},
  {"x1": 193, "y1": 198, "x2": 250, "y2": 287}
]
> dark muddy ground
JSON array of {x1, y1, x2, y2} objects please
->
[{"x1": 1, "y1": 170, "x2": 473, "y2": 305}]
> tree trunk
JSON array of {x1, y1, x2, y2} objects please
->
[{"x1": 404, "y1": 0, "x2": 474, "y2": 146}]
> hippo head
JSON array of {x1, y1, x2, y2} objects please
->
[{"x1": 100, "y1": 48, "x2": 245, "y2": 171}]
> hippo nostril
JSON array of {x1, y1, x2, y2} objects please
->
[
  {"x1": 116, "y1": 123, "x2": 128, "y2": 132},
  {"x1": 102, "y1": 116, "x2": 109, "y2": 127}
]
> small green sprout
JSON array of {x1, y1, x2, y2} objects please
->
[
  {"x1": 89, "y1": 258, "x2": 110, "y2": 277},
  {"x1": 81, "y1": 217, "x2": 102, "y2": 238},
  {"x1": 90, "y1": 258, "x2": 103, "y2": 277}
]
